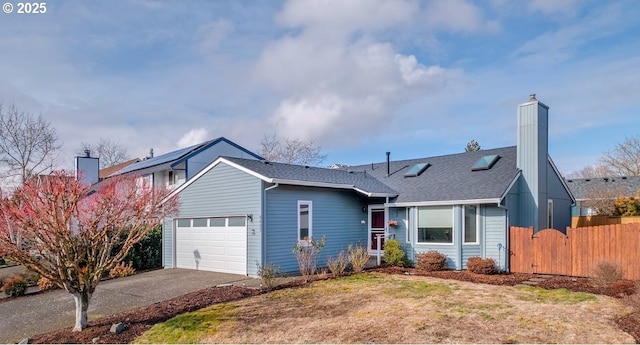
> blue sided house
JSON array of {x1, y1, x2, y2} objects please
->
[{"x1": 161, "y1": 96, "x2": 574, "y2": 276}]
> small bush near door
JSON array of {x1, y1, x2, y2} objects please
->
[
  {"x1": 383, "y1": 239, "x2": 408, "y2": 267},
  {"x1": 327, "y1": 251, "x2": 349, "y2": 276},
  {"x1": 466, "y1": 257, "x2": 498, "y2": 275},
  {"x1": 415, "y1": 251, "x2": 446, "y2": 272},
  {"x1": 347, "y1": 244, "x2": 370, "y2": 273},
  {"x1": 293, "y1": 237, "x2": 326, "y2": 283}
]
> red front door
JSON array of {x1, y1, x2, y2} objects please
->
[{"x1": 370, "y1": 209, "x2": 385, "y2": 251}]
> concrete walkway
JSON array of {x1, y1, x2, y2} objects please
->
[{"x1": 0, "y1": 268, "x2": 262, "y2": 344}]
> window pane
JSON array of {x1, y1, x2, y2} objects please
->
[
  {"x1": 418, "y1": 228, "x2": 452, "y2": 243},
  {"x1": 193, "y1": 218, "x2": 207, "y2": 227},
  {"x1": 371, "y1": 210, "x2": 385, "y2": 228},
  {"x1": 209, "y1": 218, "x2": 225, "y2": 226},
  {"x1": 177, "y1": 219, "x2": 191, "y2": 227},
  {"x1": 228, "y1": 217, "x2": 246, "y2": 227},
  {"x1": 417, "y1": 206, "x2": 453, "y2": 243},
  {"x1": 299, "y1": 203, "x2": 310, "y2": 240},
  {"x1": 464, "y1": 205, "x2": 477, "y2": 243}
]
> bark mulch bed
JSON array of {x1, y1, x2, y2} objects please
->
[{"x1": 27, "y1": 268, "x2": 640, "y2": 344}]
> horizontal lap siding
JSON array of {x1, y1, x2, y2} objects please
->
[
  {"x1": 170, "y1": 163, "x2": 263, "y2": 276},
  {"x1": 266, "y1": 186, "x2": 367, "y2": 274},
  {"x1": 461, "y1": 245, "x2": 481, "y2": 269}
]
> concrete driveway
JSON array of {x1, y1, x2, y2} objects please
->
[{"x1": 0, "y1": 268, "x2": 262, "y2": 344}]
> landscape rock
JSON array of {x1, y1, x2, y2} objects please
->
[
  {"x1": 18, "y1": 338, "x2": 28, "y2": 344},
  {"x1": 110, "y1": 322, "x2": 125, "y2": 334},
  {"x1": 92, "y1": 337, "x2": 100, "y2": 343}
]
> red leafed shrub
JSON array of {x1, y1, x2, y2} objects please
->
[
  {"x1": 466, "y1": 256, "x2": 498, "y2": 275},
  {"x1": 609, "y1": 280, "x2": 637, "y2": 297},
  {"x1": 415, "y1": 251, "x2": 446, "y2": 272}
]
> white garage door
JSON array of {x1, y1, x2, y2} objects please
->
[{"x1": 175, "y1": 216, "x2": 247, "y2": 275}]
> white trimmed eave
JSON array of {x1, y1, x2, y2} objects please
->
[
  {"x1": 162, "y1": 157, "x2": 273, "y2": 203},
  {"x1": 386, "y1": 198, "x2": 501, "y2": 207},
  {"x1": 499, "y1": 170, "x2": 522, "y2": 204},
  {"x1": 548, "y1": 155, "x2": 577, "y2": 204},
  {"x1": 161, "y1": 157, "x2": 396, "y2": 203}
]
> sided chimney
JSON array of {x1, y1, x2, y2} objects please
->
[
  {"x1": 75, "y1": 150, "x2": 99, "y2": 186},
  {"x1": 516, "y1": 93, "x2": 549, "y2": 232}
]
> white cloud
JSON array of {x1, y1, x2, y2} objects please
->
[
  {"x1": 256, "y1": 0, "x2": 452, "y2": 146},
  {"x1": 423, "y1": 0, "x2": 499, "y2": 33},
  {"x1": 177, "y1": 128, "x2": 209, "y2": 148},
  {"x1": 528, "y1": 0, "x2": 579, "y2": 15},
  {"x1": 198, "y1": 20, "x2": 234, "y2": 53}
]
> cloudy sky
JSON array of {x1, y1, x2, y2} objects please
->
[{"x1": 1, "y1": 0, "x2": 639, "y2": 175}]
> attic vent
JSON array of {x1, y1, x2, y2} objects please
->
[
  {"x1": 471, "y1": 155, "x2": 500, "y2": 171},
  {"x1": 622, "y1": 176, "x2": 627, "y2": 179},
  {"x1": 404, "y1": 163, "x2": 430, "y2": 177}
]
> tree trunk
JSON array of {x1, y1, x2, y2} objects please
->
[{"x1": 71, "y1": 291, "x2": 91, "y2": 331}]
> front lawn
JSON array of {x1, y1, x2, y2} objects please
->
[{"x1": 135, "y1": 272, "x2": 634, "y2": 344}]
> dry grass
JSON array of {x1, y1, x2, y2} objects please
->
[{"x1": 142, "y1": 273, "x2": 635, "y2": 344}]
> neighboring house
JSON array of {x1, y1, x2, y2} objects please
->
[
  {"x1": 162, "y1": 95, "x2": 575, "y2": 276},
  {"x1": 107, "y1": 137, "x2": 263, "y2": 189},
  {"x1": 566, "y1": 175, "x2": 640, "y2": 216},
  {"x1": 99, "y1": 158, "x2": 141, "y2": 180}
]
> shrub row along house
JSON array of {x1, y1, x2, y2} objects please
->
[{"x1": 81, "y1": 96, "x2": 574, "y2": 277}]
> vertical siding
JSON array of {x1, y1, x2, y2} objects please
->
[
  {"x1": 517, "y1": 101, "x2": 548, "y2": 231},
  {"x1": 547, "y1": 162, "x2": 572, "y2": 231},
  {"x1": 162, "y1": 217, "x2": 174, "y2": 268},
  {"x1": 265, "y1": 185, "x2": 368, "y2": 274},
  {"x1": 484, "y1": 206, "x2": 508, "y2": 270},
  {"x1": 169, "y1": 162, "x2": 263, "y2": 276}
]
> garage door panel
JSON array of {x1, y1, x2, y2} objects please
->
[{"x1": 176, "y1": 220, "x2": 247, "y2": 275}]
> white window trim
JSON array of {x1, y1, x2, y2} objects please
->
[
  {"x1": 405, "y1": 208, "x2": 411, "y2": 244},
  {"x1": 463, "y1": 204, "x2": 480, "y2": 245},
  {"x1": 298, "y1": 200, "x2": 313, "y2": 241},
  {"x1": 548, "y1": 199, "x2": 554, "y2": 229},
  {"x1": 416, "y1": 206, "x2": 455, "y2": 246}
]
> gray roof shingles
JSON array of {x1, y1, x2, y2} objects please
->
[
  {"x1": 566, "y1": 175, "x2": 640, "y2": 200},
  {"x1": 346, "y1": 146, "x2": 520, "y2": 203},
  {"x1": 223, "y1": 156, "x2": 398, "y2": 196}
]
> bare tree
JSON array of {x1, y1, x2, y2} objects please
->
[
  {"x1": 465, "y1": 139, "x2": 481, "y2": 152},
  {"x1": 599, "y1": 135, "x2": 640, "y2": 176},
  {"x1": 567, "y1": 164, "x2": 613, "y2": 179},
  {"x1": 259, "y1": 134, "x2": 327, "y2": 166},
  {"x1": 580, "y1": 184, "x2": 628, "y2": 216},
  {"x1": 79, "y1": 138, "x2": 130, "y2": 169},
  {"x1": 0, "y1": 104, "x2": 61, "y2": 187},
  {"x1": 0, "y1": 171, "x2": 177, "y2": 331}
]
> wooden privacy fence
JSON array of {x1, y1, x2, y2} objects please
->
[
  {"x1": 572, "y1": 215, "x2": 640, "y2": 227},
  {"x1": 510, "y1": 224, "x2": 640, "y2": 280}
]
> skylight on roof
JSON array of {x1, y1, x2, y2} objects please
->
[
  {"x1": 404, "y1": 163, "x2": 430, "y2": 177},
  {"x1": 471, "y1": 155, "x2": 500, "y2": 171}
]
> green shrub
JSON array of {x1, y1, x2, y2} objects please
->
[
  {"x1": 466, "y1": 257, "x2": 498, "y2": 275},
  {"x1": 383, "y1": 239, "x2": 407, "y2": 267},
  {"x1": 256, "y1": 263, "x2": 283, "y2": 291},
  {"x1": 111, "y1": 225, "x2": 163, "y2": 271},
  {"x1": 2, "y1": 277, "x2": 27, "y2": 297},
  {"x1": 415, "y1": 251, "x2": 446, "y2": 272},
  {"x1": 593, "y1": 261, "x2": 624, "y2": 288},
  {"x1": 347, "y1": 244, "x2": 370, "y2": 273},
  {"x1": 327, "y1": 251, "x2": 349, "y2": 276}
]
